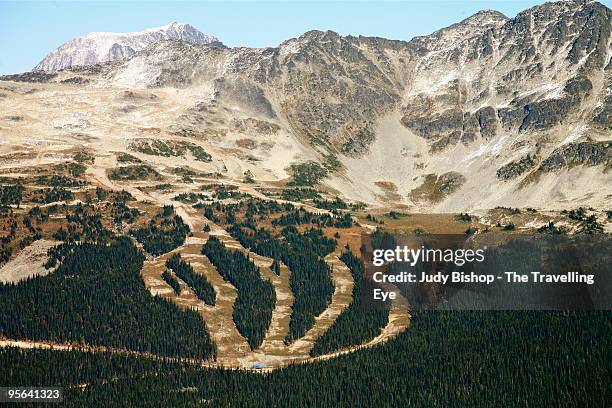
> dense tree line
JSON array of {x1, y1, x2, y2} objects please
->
[
  {"x1": 312, "y1": 196, "x2": 348, "y2": 210},
  {"x1": 0, "y1": 217, "x2": 18, "y2": 263},
  {"x1": 53, "y1": 203, "x2": 113, "y2": 243},
  {"x1": 227, "y1": 225, "x2": 335, "y2": 342},
  {"x1": 174, "y1": 192, "x2": 208, "y2": 204},
  {"x1": 1, "y1": 311, "x2": 609, "y2": 407},
  {"x1": 0, "y1": 237, "x2": 215, "y2": 360},
  {"x1": 109, "y1": 200, "x2": 141, "y2": 225},
  {"x1": 130, "y1": 206, "x2": 190, "y2": 256},
  {"x1": 31, "y1": 187, "x2": 74, "y2": 204},
  {"x1": 272, "y1": 208, "x2": 353, "y2": 228},
  {"x1": 166, "y1": 253, "x2": 216, "y2": 306},
  {"x1": 310, "y1": 251, "x2": 389, "y2": 356},
  {"x1": 270, "y1": 258, "x2": 281, "y2": 275},
  {"x1": 161, "y1": 270, "x2": 182, "y2": 295},
  {"x1": 202, "y1": 236, "x2": 275, "y2": 349},
  {"x1": 35, "y1": 174, "x2": 84, "y2": 187},
  {"x1": 0, "y1": 184, "x2": 23, "y2": 207},
  {"x1": 202, "y1": 198, "x2": 352, "y2": 229},
  {"x1": 280, "y1": 187, "x2": 321, "y2": 201}
]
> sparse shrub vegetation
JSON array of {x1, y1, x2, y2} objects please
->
[
  {"x1": 413, "y1": 228, "x2": 426, "y2": 236},
  {"x1": 73, "y1": 150, "x2": 95, "y2": 164},
  {"x1": 464, "y1": 227, "x2": 477, "y2": 236},
  {"x1": 454, "y1": 213, "x2": 472, "y2": 222},
  {"x1": 108, "y1": 165, "x2": 162, "y2": 181},
  {"x1": 287, "y1": 162, "x2": 328, "y2": 186},
  {"x1": 280, "y1": 187, "x2": 322, "y2": 201},
  {"x1": 116, "y1": 152, "x2": 143, "y2": 164},
  {"x1": 242, "y1": 170, "x2": 255, "y2": 184},
  {"x1": 386, "y1": 211, "x2": 407, "y2": 219},
  {"x1": 495, "y1": 206, "x2": 521, "y2": 215},
  {"x1": 128, "y1": 138, "x2": 212, "y2": 162},
  {"x1": 537, "y1": 221, "x2": 567, "y2": 235},
  {"x1": 55, "y1": 162, "x2": 87, "y2": 177}
]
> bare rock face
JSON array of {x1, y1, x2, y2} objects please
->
[
  {"x1": 34, "y1": 22, "x2": 219, "y2": 72},
  {"x1": 101, "y1": 1, "x2": 609, "y2": 164},
  {"x1": 402, "y1": 105, "x2": 499, "y2": 150},
  {"x1": 591, "y1": 80, "x2": 612, "y2": 130},
  {"x1": 104, "y1": 29, "x2": 412, "y2": 155},
  {"x1": 539, "y1": 141, "x2": 611, "y2": 171},
  {"x1": 409, "y1": 10, "x2": 508, "y2": 54},
  {"x1": 3, "y1": 0, "x2": 611, "y2": 210},
  {"x1": 268, "y1": 31, "x2": 410, "y2": 154},
  {"x1": 402, "y1": 1, "x2": 610, "y2": 148},
  {"x1": 215, "y1": 77, "x2": 276, "y2": 118},
  {"x1": 497, "y1": 155, "x2": 537, "y2": 180},
  {"x1": 518, "y1": 77, "x2": 593, "y2": 132},
  {"x1": 231, "y1": 118, "x2": 280, "y2": 135}
]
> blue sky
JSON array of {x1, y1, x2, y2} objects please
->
[{"x1": 1, "y1": 0, "x2": 610, "y2": 74}]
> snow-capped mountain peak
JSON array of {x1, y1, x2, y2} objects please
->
[{"x1": 34, "y1": 22, "x2": 218, "y2": 72}]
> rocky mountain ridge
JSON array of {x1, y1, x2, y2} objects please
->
[
  {"x1": 34, "y1": 22, "x2": 219, "y2": 72},
  {"x1": 2, "y1": 0, "x2": 610, "y2": 211}
]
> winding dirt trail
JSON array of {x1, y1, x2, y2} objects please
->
[
  {"x1": 171, "y1": 210, "x2": 409, "y2": 368},
  {"x1": 1, "y1": 273, "x2": 410, "y2": 371},
  {"x1": 85, "y1": 155, "x2": 152, "y2": 202},
  {"x1": 78, "y1": 167, "x2": 411, "y2": 368},
  {"x1": 0, "y1": 284, "x2": 409, "y2": 371},
  {"x1": 242, "y1": 255, "x2": 294, "y2": 359},
  {"x1": 141, "y1": 243, "x2": 251, "y2": 362},
  {"x1": 86, "y1": 158, "x2": 253, "y2": 360},
  {"x1": 309, "y1": 284, "x2": 412, "y2": 363},
  {"x1": 141, "y1": 200, "x2": 256, "y2": 363},
  {"x1": 286, "y1": 252, "x2": 354, "y2": 356},
  {"x1": 0, "y1": 338, "x2": 215, "y2": 367},
  {"x1": 181, "y1": 246, "x2": 252, "y2": 361},
  {"x1": 204, "y1": 227, "x2": 297, "y2": 367},
  {"x1": 143, "y1": 208, "x2": 358, "y2": 367}
]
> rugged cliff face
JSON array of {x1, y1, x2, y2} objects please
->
[
  {"x1": 402, "y1": 1, "x2": 610, "y2": 147},
  {"x1": 106, "y1": 30, "x2": 414, "y2": 156},
  {"x1": 34, "y1": 22, "x2": 219, "y2": 72},
  {"x1": 2, "y1": 0, "x2": 611, "y2": 210}
]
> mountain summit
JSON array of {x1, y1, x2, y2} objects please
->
[{"x1": 34, "y1": 22, "x2": 219, "y2": 72}]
